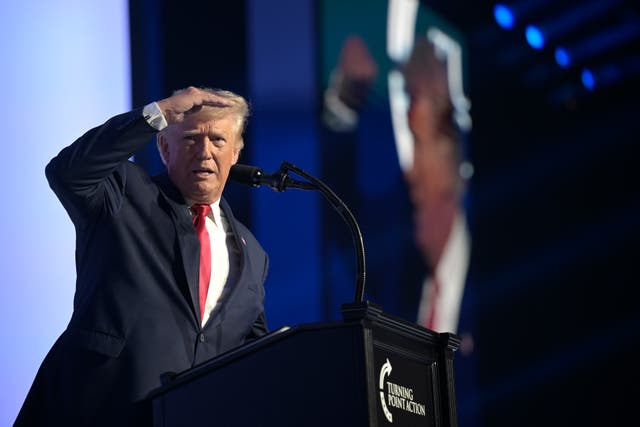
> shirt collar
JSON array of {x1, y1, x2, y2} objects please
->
[{"x1": 187, "y1": 198, "x2": 222, "y2": 228}]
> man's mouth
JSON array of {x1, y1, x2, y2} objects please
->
[{"x1": 192, "y1": 168, "x2": 216, "y2": 178}]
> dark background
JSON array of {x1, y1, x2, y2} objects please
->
[{"x1": 129, "y1": 0, "x2": 640, "y2": 425}]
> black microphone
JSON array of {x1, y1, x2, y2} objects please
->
[
  {"x1": 228, "y1": 164, "x2": 263, "y2": 187},
  {"x1": 229, "y1": 164, "x2": 315, "y2": 192},
  {"x1": 230, "y1": 161, "x2": 366, "y2": 303}
]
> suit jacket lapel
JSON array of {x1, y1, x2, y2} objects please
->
[
  {"x1": 154, "y1": 173, "x2": 201, "y2": 322},
  {"x1": 153, "y1": 175, "x2": 253, "y2": 329},
  {"x1": 220, "y1": 197, "x2": 247, "y2": 287}
]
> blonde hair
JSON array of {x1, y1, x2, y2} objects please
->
[{"x1": 193, "y1": 87, "x2": 250, "y2": 148}]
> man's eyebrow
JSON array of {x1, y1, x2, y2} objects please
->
[{"x1": 182, "y1": 129, "x2": 203, "y2": 136}]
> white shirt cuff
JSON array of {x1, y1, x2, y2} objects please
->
[
  {"x1": 142, "y1": 102, "x2": 168, "y2": 131},
  {"x1": 321, "y1": 70, "x2": 359, "y2": 133}
]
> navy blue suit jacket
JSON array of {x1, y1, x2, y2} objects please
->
[{"x1": 16, "y1": 109, "x2": 268, "y2": 426}]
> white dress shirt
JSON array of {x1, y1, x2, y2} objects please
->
[{"x1": 417, "y1": 211, "x2": 471, "y2": 334}]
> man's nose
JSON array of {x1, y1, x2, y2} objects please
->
[{"x1": 195, "y1": 138, "x2": 214, "y2": 160}]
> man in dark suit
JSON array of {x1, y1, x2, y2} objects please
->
[{"x1": 15, "y1": 87, "x2": 268, "y2": 426}]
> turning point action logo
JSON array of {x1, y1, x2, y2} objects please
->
[{"x1": 379, "y1": 358, "x2": 427, "y2": 423}]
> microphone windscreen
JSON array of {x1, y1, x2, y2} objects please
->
[{"x1": 229, "y1": 164, "x2": 261, "y2": 185}]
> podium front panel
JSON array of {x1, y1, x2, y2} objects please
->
[{"x1": 152, "y1": 324, "x2": 372, "y2": 426}]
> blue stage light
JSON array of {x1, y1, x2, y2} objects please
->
[
  {"x1": 525, "y1": 25, "x2": 545, "y2": 49},
  {"x1": 555, "y1": 21, "x2": 640, "y2": 69},
  {"x1": 494, "y1": 4, "x2": 515, "y2": 29},
  {"x1": 581, "y1": 69, "x2": 595, "y2": 90},
  {"x1": 525, "y1": 1, "x2": 624, "y2": 52},
  {"x1": 492, "y1": 0, "x2": 555, "y2": 31},
  {"x1": 579, "y1": 57, "x2": 639, "y2": 92},
  {"x1": 555, "y1": 47, "x2": 571, "y2": 68}
]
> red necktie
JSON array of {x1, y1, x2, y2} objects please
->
[
  {"x1": 426, "y1": 277, "x2": 440, "y2": 331},
  {"x1": 191, "y1": 204, "x2": 212, "y2": 321}
]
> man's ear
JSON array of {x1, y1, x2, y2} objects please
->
[
  {"x1": 232, "y1": 145, "x2": 240, "y2": 165},
  {"x1": 157, "y1": 133, "x2": 169, "y2": 166}
]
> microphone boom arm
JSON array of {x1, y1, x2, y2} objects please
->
[
  {"x1": 278, "y1": 161, "x2": 367, "y2": 303},
  {"x1": 229, "y1": 161, "x2": 367, "y2": 303}
]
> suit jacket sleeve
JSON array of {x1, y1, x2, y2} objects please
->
[{"x1": 45, "y1": 109, "x2": 156, "y2": 228}]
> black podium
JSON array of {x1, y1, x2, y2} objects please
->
[{"x1": 150, "y1": 302, "x2": 460, "y2": 426}]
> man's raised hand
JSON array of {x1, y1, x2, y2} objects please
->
[{"x1": 156, "y1": 87, "x2": 232, "y2": 125}]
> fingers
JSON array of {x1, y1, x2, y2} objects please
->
[
  {"x1": 189, "y1": 86, "x2": 233, "y2": 109},
  {"x1": 181, "y1": 98, "x2": 231, "y2": 117},
  {"x1": 201, "y1": 100, "x2": 231, "y2": 108},
  {"x1": 339, "y1": 36, "x2": 377, "y2": 82},
  {"x1": 158, "y1": 87, "x2": 233, "y2": 125},
  {"x1": 330, "y1": 36, "x2": 378, "y2": 111}
]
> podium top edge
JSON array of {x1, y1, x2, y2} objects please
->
[{"x1": 341, "y1": 301, "x2": 461, "y2": 350}]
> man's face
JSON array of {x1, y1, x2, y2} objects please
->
[
  {"x1": 405, "y1": 89, "x2": 460, "y2": 267},
  {"x1": 158, "y1": 110, "x2": 240, "y2": 204},
  {"x1": 406, "y1": 95, "x2": 458, "y2": 202}
]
